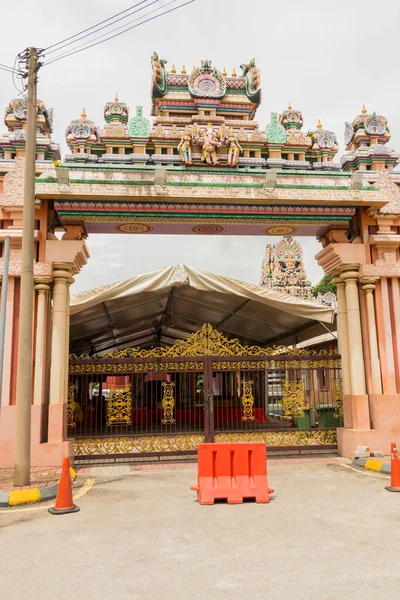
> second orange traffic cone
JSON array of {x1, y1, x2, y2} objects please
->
[
  {"x1": 385, "y1": 443, "x2": 400, "y2": 493},
  {"x1": 48, "y1": 457, "x2": 80, "y2": 515}
]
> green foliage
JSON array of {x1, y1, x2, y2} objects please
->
[{"x1": 312, "y1": 274, "x2": 336, "y2": 298}]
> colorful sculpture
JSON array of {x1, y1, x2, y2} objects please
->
[
  {"x1": 178, "y1": 126, "x2": 193, "y2": 165},
  {"x1": 227, "y1": 128, "x2": 242, "y2": 166},
  {"x1": 197, "y1": 123, "x2": 221, "y2": 165}
]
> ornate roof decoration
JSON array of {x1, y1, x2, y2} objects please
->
[
  {"x1": 265, "y1": 112, "x2": 286, "y2": 144},
  {"x1": 104, "y1": 95, "x2": 128, "y2": 124},
  {"x1": 260, "y1": 236, "x2": 313, "y2": 300},
  {"x1": 128, "y1": 106, "x2": 151, "y2": 138},
  {"x1": 188, "y1": 60, "x2": 226, "y2": 99},
  {"x1": 344, "y1": 121, "x2": 354, "y2": 146},
  {"x1": 151, "y1": 51, "x2": 167, "y2": 98},
  {"x1": 311, "y1": 120, "x2": 338, "y2": 152},
  {"x1": 279, "y1": 105, "x2": 303, "y2": 130},
  {"x1": 240, "y1": 58, "x2": 261, "y2": 104},
  {"x1": 5, "y1": 98, "x2": 54, "y2": 133},
  {"x1": 365, "y1": 112, "x2": 388, "y2": 136},
  {"x1": 66, "y1": 109, "x2": 99, "y2": 143}
]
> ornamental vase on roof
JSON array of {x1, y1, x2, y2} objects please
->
[
  {"x1": 65, "y1": 109, "x2": 99, "y2": 143},
  {"x1": 104, "y1": 95, "x2": 128, "y2": 124},
  {"x1": 279, "y1": 105, "x2": 304, "y2": 130},
  {"x1": 312, "y1": 120, "x2": 338, "y2": 152}
]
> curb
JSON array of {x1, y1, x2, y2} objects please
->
[
  {"x1": 353, "y1": 458, "x2": 391, "y2": 475},
  {"x1": 0, "y1": 467, "x2": 77, "y2": 508}
]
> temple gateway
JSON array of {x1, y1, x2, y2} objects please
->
[{"x1": 0, "y1": 54, "x2": 400, "y2": 466}]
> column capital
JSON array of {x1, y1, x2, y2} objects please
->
[
  {"x1": 340, "y1": 265, "x2": 360, "y2": 282},
  {"x1": 52, "y1": 262, "x2": 74, "y2": 282},
  {"x1": 34, "y1": 278, "x2": 51, "y2": 293},
  {"x1": 332, "y1": 275, "x2": 345, "y2": 287},
  {"x1": 360, "y1": 277, "x2": 379, "y2": 292}
]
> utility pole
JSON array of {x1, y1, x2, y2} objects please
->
[
  {"x1": 14, "y1": 48, "x2": 41, "y2": 486},
  {"x1": 0, "y1": 236, "x2": 10, "y2": 407}
]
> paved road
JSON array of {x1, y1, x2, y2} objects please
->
[{"x1": 0, "y1": 461, "x2": 398, "y2": 600}]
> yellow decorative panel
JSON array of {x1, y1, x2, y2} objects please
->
[
  {"x1": 282, "y1": 380, "x2": 305, "y2": 418},
  {"x1": 73, "y1": 429, "x2": 337, "y2": 455},
  {"x1": 106, "y1": 385, "x2": 132, "y2": 426},
  {"x1": 241, "y1": 380, "x2": 255, "y2": 421},
  {"x1": 74, "y1": 434, "x2": 205, "y2": 455},
  {"x1": 161, "y1": 381, "x2": 175, "y2": 424},
  {"x1": 70, "y1": 323, "x2": 341, "y2": 361}
]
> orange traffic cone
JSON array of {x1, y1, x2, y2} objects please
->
[
  {"x1": 48, "y1": 457, "x2": 80, "y2": 515},
  {"x1": 385, "y1": 443, "x2": 400, "y2": 493}
]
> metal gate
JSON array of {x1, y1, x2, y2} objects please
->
[{"x1": 68, "y1": 323, "x2": 342, "y2": 459}]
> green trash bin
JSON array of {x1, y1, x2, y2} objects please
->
[
  {"x1": 317, "y1": 404, "x2": 343, "y2": 428},
  {"x1": 296, "y1": 407, "x2": 310, "y2": 429}
]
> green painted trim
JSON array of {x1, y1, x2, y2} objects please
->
[{"x1": 58, "y1": 210, "x2": 351, "y2": 221}]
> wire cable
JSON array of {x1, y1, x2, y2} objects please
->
[
  {"x1": 44, "y1": 0, "x2": 160, "y2": 57},
  {"x1": 45, "y1": 0, "x2": 175, "y2": 59},
  {"x1": 0, "y1": 62, "x2": 23, "y2": 74},
  {"x1": 44, "y1": 0, "x2": 153, "y2": 52},
  {"x1": 44, "y1": 0, "x2": 194, "y2": 66}
]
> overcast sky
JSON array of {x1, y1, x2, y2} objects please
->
[{"x1": 1, "y1": 0, "x2": 400, "y2": 294}]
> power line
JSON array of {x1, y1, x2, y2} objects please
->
[
  {"x1": 45, "y1": 0, "x2": 176, "y2": 60},
  {"x1": 44, "y1": 0, "x2": 153, "y2": 52},
  {"x1": 44, "y1": 0, "x2": 159, "y2": 57},
  {"x1": 44, "y1": 0, "x2": 195, "y2": 66},
  {"x1": 0, "y1": 63, "x2": 23, "y2": 74}
]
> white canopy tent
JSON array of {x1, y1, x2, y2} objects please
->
[{"x1": 70, "y1": 264, "x2": 336, "y2": 355}]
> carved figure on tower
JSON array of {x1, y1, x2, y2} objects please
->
[
  {"x1": 178, "y1": 125, "x2": 193, "y2": 165},
  {"x1": 198, "y1": 123, "x2": 221, "y2": 165},
  {"x1": 227, "y1": 128, "x2": 243, "y2": 166}
]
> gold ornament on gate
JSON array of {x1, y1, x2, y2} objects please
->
[
  {"x1": 106, "y1": 385, "x2": 132, "y2": 426},
  {"x1": 282, "y1": 380, "x2": 305, "y2": 418},
  {"x1": 333, "y1": 379, "x2": 343, "y2": 418},
  {"x1": 241, "y1": 380, "x2": 255, "y2": 421},
  {"x1": 68, "y1": 385, "x2": 76, "y2": 428},
  {"x1": 161, "y1": 381, "x2": 176, "y2": 424}
]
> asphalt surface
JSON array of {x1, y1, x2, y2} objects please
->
[{"x1": 0, "y1": 460, "x2": 399, "y2": 600}]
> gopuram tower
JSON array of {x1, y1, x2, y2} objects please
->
[{"x1": 260, "y1": 236, "x2": 313, "y2": 300}]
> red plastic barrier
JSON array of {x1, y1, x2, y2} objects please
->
[
  {"x1": 385, "y1": 442, "x2": 400, "y2": 492},
  {"x1": 191, "y1": 443, "x2": 274, "y2": 505}
]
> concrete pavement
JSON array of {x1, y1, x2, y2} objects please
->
[{"x1": 0, "y1": 460, "x2": 398, "y2": 600}]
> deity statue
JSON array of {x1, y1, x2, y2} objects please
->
[
  {"x1": 227, "y1": 128, "x2": 242, "y2": 166},
  {"x1": 198, "y1": 123, "x2": 221, "y2": 165},
  {"x1": 178, "y1": 126, "x2": 193, "y2": 165}
]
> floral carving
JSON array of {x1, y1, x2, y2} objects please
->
[
  {"x1": 377, "y1": 169, "x2": 400, "y2": 215},
  {"x1": 0, "y1": 157, "x2": 25, "y2": 207},
  {"x1": 0, "y1": 249, "x2": 51, "y2": 277}
]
